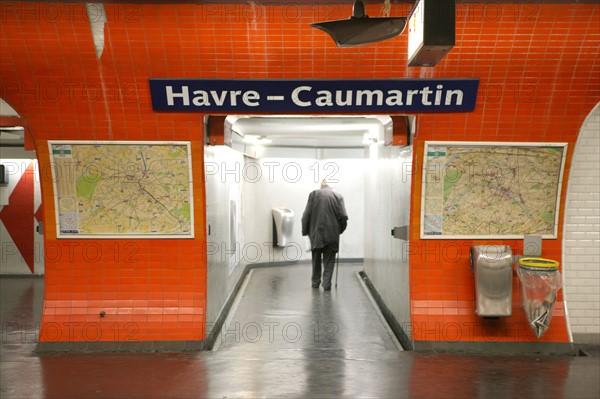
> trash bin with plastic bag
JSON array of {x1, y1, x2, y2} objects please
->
[{"x1": 517, "y1": 257, "x2": 562, "y2": 339}]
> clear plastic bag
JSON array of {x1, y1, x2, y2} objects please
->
[{"x1": 517, "y1": 258, "x2": 562, "y2": 339}]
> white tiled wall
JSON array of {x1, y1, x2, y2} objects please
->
[
  {"x1": 244, "y1": 156, "x2": 366, "y2": 263},
  {"x1": 363, "y1": 142, "x2": 413, "y2": 341},
  {"x1": 204, "y1": 145, "x2": 247, "y2": 326},
  {"x1": 564, "y1": 102, "x2": 600, "y2": 344}
]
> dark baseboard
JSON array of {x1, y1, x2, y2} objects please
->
[
  {"x1": 413, "y1": 340, "x2": 576, "y2": 356},
  {"x1": 358, "y1": 270, "x2": 413, "y2": 351},
  {"x1": 203, "y1": 263, "x2": 255, "y2": 350},
  {"x1": 338, "y1": 258, "x2": 364, "y2": 264},
  {"x1": 572, "y1": 333, "x2": 600, "y2": 345},
  {"x1": 37, "y1": 340, "x2": 205, "y2": 353},
  {"x1": 247, "y1": 258, "x2": 363, "y2": 269}
]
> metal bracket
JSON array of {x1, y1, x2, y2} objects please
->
[
  {"x1": 524, "y1": 235, "x2": 542, "y2": 257},
  {"x1": 513, "y1": 235, "x2": 543, "y2": 263}
]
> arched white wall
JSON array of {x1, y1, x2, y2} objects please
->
[
  {"x1": 0, "y1": 148, "x2": 44, "y2": 275},
  {"x1": 563, "y1": 102, "x2": 600, "y2": 345}
]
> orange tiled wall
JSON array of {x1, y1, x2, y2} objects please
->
[
  {"x1": 34, "y1": 144, "x2": 207, "y2": 343},
  {"x1": 407, "y1": 5, "x2": 599, "y2": 343},
  {"x1": 0, "y1": 3, "x2": 598, "y2": 344}
]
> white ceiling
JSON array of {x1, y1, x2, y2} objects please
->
[{"x1": 228, "y1": 115, "x2": 388, "y2": 148}]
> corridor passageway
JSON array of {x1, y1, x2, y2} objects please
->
[{"x1": 213, "y1": 263, "x2": 403, "y2": 353}]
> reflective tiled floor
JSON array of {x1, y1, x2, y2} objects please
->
[{"x1": 1, "y1": 265, "x2": 599, "y2": 399}]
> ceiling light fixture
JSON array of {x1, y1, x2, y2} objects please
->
[
  {"x1": 362, "y1": 133, "x2": 378, "y2": 146},
  {"x1": 243, "y1": 135, "x2": 272, "y2": 145},
  {"x1": 311, "y1": 0, "x2": 407, "y2": 47}
]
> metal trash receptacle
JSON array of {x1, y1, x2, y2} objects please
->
[
  {"x1": 272, "y1": 208, "x2": 295, "y2": 247},
  {"x1": 517, "y1": 257, "x2": 562, "y2": 338},
  {"x1": 470, "y1": 245, "x2": 513, "y2": 317}
]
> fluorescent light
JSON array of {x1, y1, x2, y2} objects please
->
[
  {"x1": 243, "y1": 135, "x2": 272, "y2": 145},
  {"x1": 362, "y1": 133, "x2": 377, "y2": 145}
]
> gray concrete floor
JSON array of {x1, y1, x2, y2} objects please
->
[{"x1": 1, "y1": 264, "x2": 599, "y2": 399}]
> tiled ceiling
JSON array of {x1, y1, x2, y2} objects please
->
[{"x1": 0, "y1": 2, "x2": 598, "y2": 143}]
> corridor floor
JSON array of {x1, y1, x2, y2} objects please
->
[{"x1": 1, "y1": 264, "x2": 599, "y2": 399}]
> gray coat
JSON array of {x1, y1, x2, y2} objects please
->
[{"x1": 301, "y1": 187, "x2": 348, "y2": 251}]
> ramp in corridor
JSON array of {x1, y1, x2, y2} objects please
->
[{"x1": 212, "y1": 263, "x2": 402, "y2": 354}]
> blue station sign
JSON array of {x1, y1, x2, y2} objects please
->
[{"x1": 149, "y1": 79, "x2": 479, "y2": 113}]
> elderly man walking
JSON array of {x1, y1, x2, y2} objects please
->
[{"x1": 301, "y1": 179, "x2": 348, "y2": 290}]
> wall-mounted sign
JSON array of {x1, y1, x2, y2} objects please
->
[
  {"x1": 48, "y1": 141, "x2": 194, "y2": 238},
  {"x1": 420, "y1": 141, "x2": 568, "y2": 239},
  {"x1": 407, "y1": 0, "x2": 455, "y2": 67},
  {"x1": 149, "y1": 79, "x2": 479, "y2": 113}
]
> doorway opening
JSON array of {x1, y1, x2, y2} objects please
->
[{"x1": 203, "y1": 114, "x2": 415, "y2": 350}]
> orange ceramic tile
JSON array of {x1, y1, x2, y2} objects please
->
[{"x1": 1, "y1": 2, "x2": 597, "y2": 345}]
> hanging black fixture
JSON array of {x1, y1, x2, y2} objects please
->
[{"x1": 311, "y1": 0, "x2": 407, "y2": 47}]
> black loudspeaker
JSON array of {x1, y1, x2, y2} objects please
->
[{"x1": 311, "y1": 0, "x2": 407, "y2": 47}]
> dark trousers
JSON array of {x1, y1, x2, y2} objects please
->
[{"x1": 311, "y1": 244, "x2": 337, "y2": 289}]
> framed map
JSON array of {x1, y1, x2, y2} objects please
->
[
  {"x1": 49, "y1": 141, "x2": 194, "y2": 238},
  {"x1": 420, "y1": 141, "x2": 567, "y2": 239}
]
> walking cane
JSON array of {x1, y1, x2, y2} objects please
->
[{"x1": 335, "y1": 252, "x2": 340, "y2": 289}]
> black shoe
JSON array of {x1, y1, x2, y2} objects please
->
[
  {"x1": 323, "y1": 286, "x2": 331, "y2": 291},
  {"x1": 312, "y1": 284, "x2": 319, "y2": 288}
]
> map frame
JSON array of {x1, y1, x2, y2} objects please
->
[
  {"x1": 420, "y1": 141, "x2": 568, "y2": 240},
  {"x1": 48, "y1": 140, "x2": 195, "y2": 239}
]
